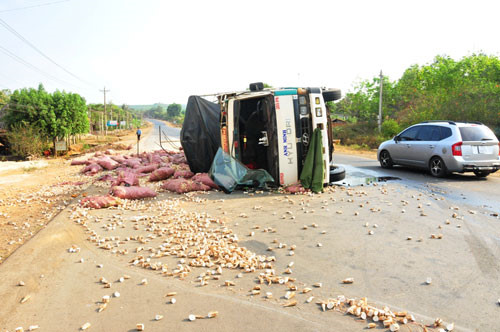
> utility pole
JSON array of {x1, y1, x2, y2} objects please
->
[
  {"x1": 101, "y1": 111, "x2": 105, "y2": 140},
  {"x1": 378, "y1": 70, "x2": 383, "y2": 133},
  {"x1": 100, "y1": 86, "x2": 110, "y2": 136},
  {"x1": 88, "y1": 108, "x2": 92, "y2": 135}
]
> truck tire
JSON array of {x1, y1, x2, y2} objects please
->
[
  {"x1": 329, "y1": 165, "x2": 346, "y2": 182},
  {"x1": 322, "y1": 89, "x2": 342, "y2": 102},
  {"x1": 249, "y1": 82, "x2": 264, "y2": 91}
]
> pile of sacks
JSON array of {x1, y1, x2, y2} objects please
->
[{"x1": 71, "y1": 149, "x2": 219, "y2": 207}]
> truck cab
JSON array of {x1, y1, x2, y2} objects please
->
[{"x1": 218, "y1": 83, "x2": 341, "y2": 186}]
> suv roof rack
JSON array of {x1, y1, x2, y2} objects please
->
[
  {"x1": 421, "y1": 120, "x2": 456, "y2": 125},
  {"x1": 460, "y1": 121, "x2": 483, "y2": 125}
]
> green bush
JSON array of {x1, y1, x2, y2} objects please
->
[
  {"x1": 381, "y1": 119, "x2": 400, "y2": 138},
  {"x1": 493, "y1": 126, "x2": 500, "y2": 140},
  {"x1": 5, "y1": 123, "x2": 45, "y2": 159},
  {"x1": 332, "y1": 122, "x2": 386, "y2": 149}
]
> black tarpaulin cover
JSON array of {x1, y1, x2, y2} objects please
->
[{"x1": 181, "y1": 96, "x2": 221, "y2": 173}]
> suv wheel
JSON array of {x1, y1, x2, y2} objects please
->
[
  {"x1": 429, "y1": 157, "x2": 447, "y2": 178},
  {"x1": 379, "y1": 150, "x2": 393, "y2": 168},
  {"x1": 474, "y1": 171, "x2": 490, "y2": 178}
]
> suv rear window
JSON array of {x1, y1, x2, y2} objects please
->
[{"x1": 459, "y1": 126, "x2": 497, "y2": 141}]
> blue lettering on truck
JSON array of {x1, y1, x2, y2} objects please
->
[
  {"x1": 283, "y1": 130, "x2": 288, "y2": 156},
  {"x1": 282, "y1": 122, "x2": 294, "y2": 163}
]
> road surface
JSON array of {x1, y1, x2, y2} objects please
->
[
  {"x1": 333, "y1": 153, "x2": 500, "y2": 214},
  {"x1": 139, "y1": 118, "x2": 181, "y2": 152}
]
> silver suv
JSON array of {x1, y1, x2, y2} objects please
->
[{"x1": 377, "y1": 121, "x2": 500, "y2": 178}]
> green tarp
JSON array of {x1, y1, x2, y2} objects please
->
[
  {"x1": 299, "y1": 128, "x2": 324, "y2": 193},
  {"x1": 209, "y1": 148, "x2": 275, "y2": 193}
]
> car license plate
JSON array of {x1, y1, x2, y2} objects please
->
[{"x1": 477, "y1": 145, "x2": 493, "y2": 154}]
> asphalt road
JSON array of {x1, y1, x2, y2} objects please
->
[
  {"x1": 138, "y1": 118, "x2": 181, "y2": 152},
  {"x1": 148, "y1": 118, "x2": 181, "y2": 139},
  {"x1": 333, "y1": 153, "x2": 500, "y2": 214}
]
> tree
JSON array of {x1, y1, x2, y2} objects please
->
[
  {"x1": 395, "y1": 54, "x2": 500, "y2": 128},
  {"x1": 0, "y1": 89, "x2": 10, "y2": 104},
  {"x1": 329, "y1": 75, "x2": 397, "y2": 124},
  {"x1": 336, "y1": 53, "x2": 500, "y2": 131},
  {"x1": 5, "y1": 84, "x2": 90, "y2": 156},
  {"x1": 167, "y1": 103, "x2": 181, "y2": 119}
]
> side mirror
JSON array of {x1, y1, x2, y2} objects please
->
[{"x1": 394, "y1": 136, "x2": 400, "y2": 142}]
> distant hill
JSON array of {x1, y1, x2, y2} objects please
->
[
  {"x1": 129, "y1": 103, "x2": 186, "y2": 112},
  {"x1": 128, "y1": 103, "x2": 168, "y2": 111}
]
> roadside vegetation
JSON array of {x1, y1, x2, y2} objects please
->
[
  {"x1": 0, "y1": 85, "x2": 141, "y2": 158},
  {"x1": 136, "y1": 103, "x2": 185, "y2": 125},
  {"x1": 87, "y1": 103, "x2": 141, "y2": 133},
  {"x1": 2, "y1": 84, "x2": 89, "y2": 158},
  {"x1": 329, "y1": 53, "x2": 500, "y2": 149},
  {"x1": 2, "y1": 54, "x2": 499, "y2": 157}
]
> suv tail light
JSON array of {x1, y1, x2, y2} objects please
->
[
  {"x1": 452, "y1": 142, "x2": 462, "y2": 156},
  {"x1": 498, "y1": 142, "x2": 500, "y2": 156}
]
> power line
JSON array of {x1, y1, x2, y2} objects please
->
[
  {"x1": 0, "y1": 44, "x2": 78, "y2": 88},
  {"x1": 0, "y1": 70, "x2": 25, "y2": 86},
  {"x1": 0, "y1": 0, "x2": 71, "y2": 13},
  {"x1": 0, "y1": 16, "x2": 95, "y2": 88}
]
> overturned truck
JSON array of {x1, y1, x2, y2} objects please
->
[{"x1": 181, "y1": 83, "x2": 345, "y2": 191}]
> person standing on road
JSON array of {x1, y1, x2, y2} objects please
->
[{"x1": 136, "y1": 128, "x2": 142, "y2": 141}]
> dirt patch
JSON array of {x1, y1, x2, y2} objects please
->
[
  {"x1": 0, "y1": 124, "x2": 152, "y2": 264},
  {"x1": 0, "y1": 158, "x2": 85, "y2": 262},
  {"x1": 334, "y1": 144, "x2": 377, "y2": 160}
]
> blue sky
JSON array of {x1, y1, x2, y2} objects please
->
[{"x1": 0, "y1": 0, "x2": 499, "y2": 105}]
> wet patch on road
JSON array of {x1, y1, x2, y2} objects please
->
[
  {"x1": 330, "y1": 164, "x2": 401, "y2": 186},
  {"x1": 332, "y1": 176, "x2": 401, "y2": 187}
]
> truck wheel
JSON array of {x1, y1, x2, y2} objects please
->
[
  {"x1": 329, "y1": 165, "x2": 346, "y2": 182},
  {"x1": 322, "y1": 89, "x2": 342, "y2": 102}
]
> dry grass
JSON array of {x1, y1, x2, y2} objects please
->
[{"x1": 334, "y1": 144, "x2": 377, "y2": 160}]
